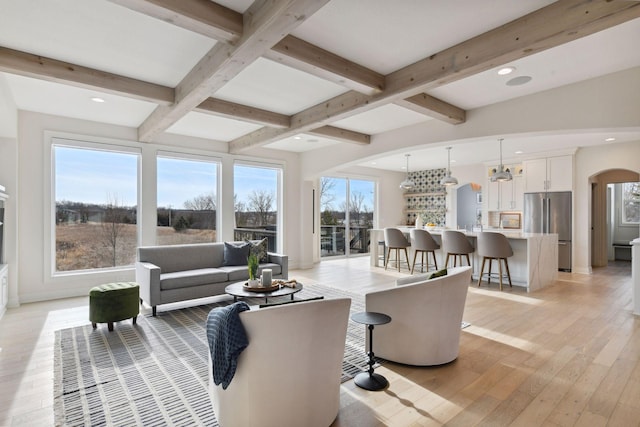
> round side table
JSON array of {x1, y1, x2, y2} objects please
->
[{"x1": 351, "y1": 311, "x2": 391, "y2": 391}]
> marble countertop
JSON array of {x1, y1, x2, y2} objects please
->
[{"x1": 378, "y1": 226, "x2": 556, "y2": 240}]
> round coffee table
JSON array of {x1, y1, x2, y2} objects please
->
[{"x1": 225, "y1": 281, "x2": 303, "y2": 304}]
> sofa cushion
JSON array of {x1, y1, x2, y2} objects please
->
[
  {"x1": 138, "y1": 243, "x2": 223, "y2": 273},
  {"x1": 247, "y1": 238, "x2": 268, "y2": 263},
  {"x1": 160, "y1": 268, "x2": 229, "y2": 290},
  {"x1": 224, "y1": 242, "x2": 251, "y2": 266}
]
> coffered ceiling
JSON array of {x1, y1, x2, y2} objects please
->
[{"x1": 1, "y1": 0, "x2": 639, "y2": 171}]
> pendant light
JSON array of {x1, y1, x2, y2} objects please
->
[
  {"x1": 399, "y1": 154, "x2": 415, "y2": 190},
  {"x1": 440, "y1": 147, "x2": 458, "y2": 186},
  {"x1": 491, "y1": 138, "x2": 513, "y2": 182}
]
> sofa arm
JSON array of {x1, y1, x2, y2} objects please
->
[
  {"x1": 267, "y1": 252, "x2": 288, "y2": 279},
  {"x1": 135, "y1": 261, "x2": 161, "y2": 308}
]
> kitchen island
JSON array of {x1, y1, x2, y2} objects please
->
[{"x1": 371, "y1": 227, "x2": 558, "y2": 292}]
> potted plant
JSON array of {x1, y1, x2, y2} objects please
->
[{"x1": 247, "y1": 253, "x2": 260, "y2": 286}]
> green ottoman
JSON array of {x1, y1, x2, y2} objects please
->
[{"x1": 90, "y1": 282, "x2": 140, "y2": 331}]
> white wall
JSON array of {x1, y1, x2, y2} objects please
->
[
  {"x1": 14, "y1": 111, "x2": 305, "y2": 303},
  {"x1": 575, "y1": 141, "x2": 640, "y2": 274},
  {"x1": 299, "y1": 67, "x2": 640, "y2": 176},
  {"x1": 0, "y1": 75, "x2": 17, "y2": 138}
]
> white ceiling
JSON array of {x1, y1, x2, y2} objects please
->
[{"x1": 1, "y1": 0, "x2": 639, "y2": 171}]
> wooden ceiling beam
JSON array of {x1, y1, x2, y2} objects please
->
[
  {"x1": 395, "y1": 94, "x2": 466, "y2": 124},
  {"x1": 108, "y1": 0, "x2": 243, "y2": 43},
  {"x1": 112, "y1": 1, "x2": 386, "y2": 96},
  {"x1": 137, "y1": 0, "x2": 330, "y2": 142},
  {"x1": 264, "y1": 35, "x2": 385, "y2": 95},
  {"x1": 195, "y1": 97, "x2": 290, "y2": 128},
  {"x1": 0, "y1": 46, "x2": 174, "y2": 104},
  {"x1": 229, "y1": 0, "x2": 640, "y2": 152},
  {"x1": 307, "y1": 125, "x2": 370, "y2": 145}
]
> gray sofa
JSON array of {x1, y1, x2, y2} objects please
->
[{"x1": 135, "y1": 242, "x2": 288, "y2": 315}]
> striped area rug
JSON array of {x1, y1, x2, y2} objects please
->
[{"x1": 53, "y1": 284, "x2": 377, "y2": 427}]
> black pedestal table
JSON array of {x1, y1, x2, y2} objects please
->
[{"x1": 350, "y1": 311, "x2": 391, "y2": 391}]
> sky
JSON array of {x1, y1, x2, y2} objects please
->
[{"x1": 55, "y1": 146, "x2": 279, "y2": 208}]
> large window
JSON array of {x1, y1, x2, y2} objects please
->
[
  {"x1": 320, "y1": 177, "x2": 375, "y2": 257},
  {"x1": 233, "y1": 163, "x2": 282, "y2": 252},
  {"x1": 156, "y1": 154, "x2": 219, "y2": 245},
  {"x1": 622, "y1": 182, "x2": 640, "y2": 224},
  {"x1": 53, "y1": 142, "x2": 139, "y2": 272}
]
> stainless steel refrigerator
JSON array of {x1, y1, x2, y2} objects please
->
[{"x1": 523, "y1": 191, "x2": 572, "y2": 271}]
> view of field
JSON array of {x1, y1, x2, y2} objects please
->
[{"x1": 55, "y1": 223, "x2": 216, "y2": 271}]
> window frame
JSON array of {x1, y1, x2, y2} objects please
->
[
  {"x1": 155, "y1": 150, "x2": 222, "y2": 245},
  {"x1": 621, "y1": 182, "x2": 640, "y2": 225},
  {"x1": 233, "y1": 160, "x2": 284, "y2": 254},
  {"x1": 46, "y1": 134, "x2": 142, "y2": 278}
]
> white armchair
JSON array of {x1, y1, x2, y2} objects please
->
[
  {"x1": 209, "y1": 298, "x2": 351, "y2": 427},
  {"x1": 365, "y1": 266, "x2": 472, "y2": 366}
]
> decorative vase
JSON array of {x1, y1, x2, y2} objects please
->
[
  {"x1": 415, "y1": 215, "x2": 423, "y2": 229},
  {"x1": 248, "y1": 278, "x2": 260, "y2": 287}
]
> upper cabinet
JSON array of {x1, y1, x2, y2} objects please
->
[
  {"x1": 523, "y1": 155, "x2": 573, "y2": 193},
  {"x1": 486, "y1": 164, "x2": 524, "y2": 211}
]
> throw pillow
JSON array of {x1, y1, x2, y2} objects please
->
[
  {"x1": 246, "y1": 238, "x2": 268, "y2": 263},
  {"x1": 223, "y1": 241, "x2": 251, "y2": 266},
  {"x1": 428, "y1": 268, "x2": 448, "y2": 279}
]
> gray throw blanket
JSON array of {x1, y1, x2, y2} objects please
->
[{"x1": 206, "y1": 302, "x2": 250, "y2": 389}]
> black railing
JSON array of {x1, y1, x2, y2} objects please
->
[
  {"x1": 321, "y1": 225, "x2": 371, "y2": 257},
  {"x1": 234, "y1": 227, "x2": 277, "y2": 252}
]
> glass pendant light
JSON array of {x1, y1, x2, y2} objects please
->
[
  {"x1": 440, "y1": 147, "x2": 458, "y2": 186},
  {"x1": 491, "y1": 138, "x2": 513, "y2": 182},
  {"x1": 399, "y1": 154, "x2": 415, "y2": 190}
]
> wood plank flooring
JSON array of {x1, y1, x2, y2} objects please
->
[{"x1": 0, "y1": 258, "x2": 638, "y2": 426}]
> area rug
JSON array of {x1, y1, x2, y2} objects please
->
[{"x1": 53, "y1": 284, "x2": 378, "y2": 427}]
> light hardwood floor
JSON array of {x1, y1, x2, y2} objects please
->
[{"x1": 0, "y1": 257, "x2": 638, "y2": 426}]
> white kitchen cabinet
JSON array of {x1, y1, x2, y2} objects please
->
[
  {"x1": 524, "y1": 155, "x2": 572, "y2": 193},
  {"x1": 486, "y1": 165, "x2": 524, "y2": 211}
]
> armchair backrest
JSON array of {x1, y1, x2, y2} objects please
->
[
  {"x1": 365, "y1": 266, "x2": 472, "y2": 366},
  {"x1": 209, "y1": 298, "x2": 351, "y2": 427}
]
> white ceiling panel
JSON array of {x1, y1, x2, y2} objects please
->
[
  {"x1": 292, "y1": 0, "x2": 555, "y2": 74},
  {"x1": 0, "y1": 0, "x2": 215, "y2": 86},
  {"x1": 429, "y1": 18, "x2": 640, "y2": 110},
  {"x1": 265, "y1": 133, "x2": 342, "y2": 152},
  {"x1": 3, "y1": 73, "x2": 157, "y2": 127},
  {"x1": 167, "y1": 111, "x2": 262, "y2": 142},
  {"x1": 332, "y1": 104, "x2": 431, "y2": 134},
  {"x1": 213, "y1": 58, "x2": 349, "y2": 115}
]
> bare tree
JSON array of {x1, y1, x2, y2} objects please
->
[
  {"x1": 184, "y1": 192, "x2": 216, "y2": 210},
  {"x1": 183, "y1": 192, "x2": 216, "y2": 229},
  {"x1": 348, "y1": 191, "x2": 366, "y2": 225},
  {"x1": 320, "y1": 177, "x2": 337, "y2": 210},
  {"x1": 101, "y1": 194, "x2": 126, "y2": 267},
  {"x1": 248, "y1": 190, "x2": 274, "y2": 226}
]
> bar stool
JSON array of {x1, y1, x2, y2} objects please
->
[
  {"x1": 384, "y1": 228, "x2": 411, "y2": 272},
  {"x1": 477, "y1": 232, "x2": 513, "y2": 291},
  {"x1": 441, "y1": 230, "x2": 474, "y2": 268},
  {"x1": 409, "y1": 229, "x2": 439, "y2": 274}
]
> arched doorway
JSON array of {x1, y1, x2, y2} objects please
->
[{"x1": 590, "y1": 169, "x2": 639, "y2": 268}]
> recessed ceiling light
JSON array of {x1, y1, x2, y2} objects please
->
[
  {"x1": 371, "y1": 161, "x2": 377, "y2": 165},
  {"x1": 498, "y1": 66, "x2": 516, "y2": 75},
  {"x1": 90, "y1": 97, "x2": 105, "y2": 103},
  {"x1": 506, "y1": 76, "x2": 532, "y2": 86},
  {"x1": 515, "y1": 150, "x2": 524, "y2": 154},
  {"x1": 293, "y1": 136, "x2": 302, "y2": 140},
  {"x1": 605, "y1": 137, "x2": 616, "y2": 142},
  {"x1": 450, "y1": 159, "x2": 457, "y2": 163}
]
